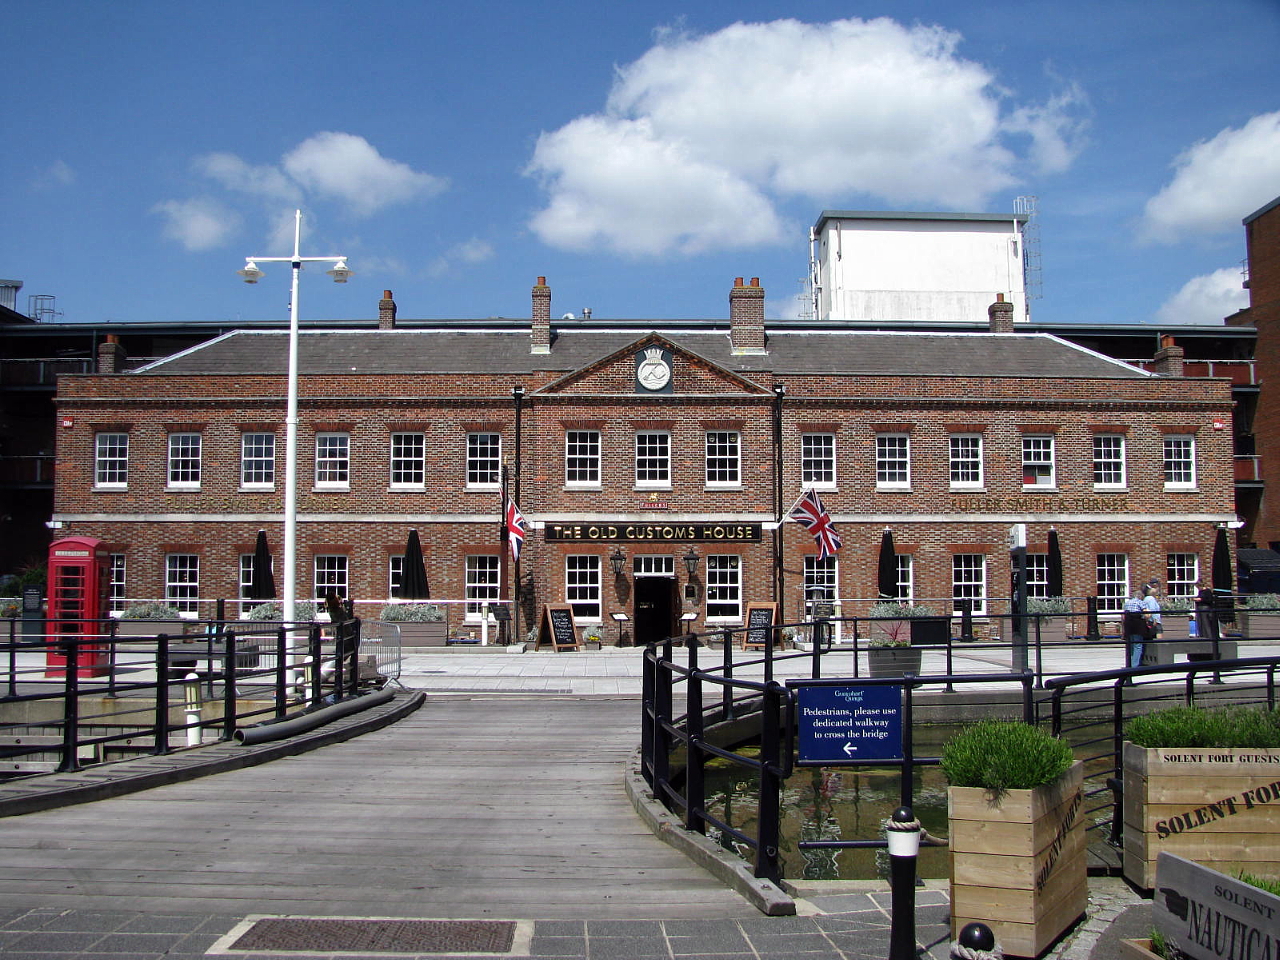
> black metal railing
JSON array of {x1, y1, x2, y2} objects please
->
[{"x1": 0, "y1": 617, "x2": 367, "y2": 776}]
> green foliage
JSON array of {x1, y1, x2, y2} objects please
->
[
  {"x1": 1125, "y1": 705, "x2": 1280, "y2": 749},
  {"x1": 1149, "y1": 928, "x2": 1170, "y2": 959},
  {"x1": 941, "y1": 721, "x2": 1075, "y2": 791},
  {"x1": 378, "y1": 602, "x2": 444, "y2": 622},
  {"x1": 869, "y1": 601, "x2": 938, "y2": 618},
  {"x1": 120, "y1": 601, "x2": 186, "y2": 620},
  {"x1": 1243, "y1": 593, "x2": 1280, "y2": 611},
  {"x1": 1238, "y1": 871, "x2": 1280, "y2": 897},
  {"x1": 1027, "y1": 596, "x2": 1072, "y2": 615},
  {"x1": 245, "y1": 601, "x2": 317, "y2": 622},
  {"x1": 1159, "y1": 595, "x2": 1194, "y2": 613}
]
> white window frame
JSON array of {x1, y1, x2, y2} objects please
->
[
  {"x1": 1166, "y1": 553, "x2": 1199, "y2": 601},
  {"x1": 108, "y1": 553, "x2": 126, "y2": 614},
  {"x1": 166, "y1": 432, "x2": 202, "y2": 490},
  {"x1": 390, "y1": 432, "x2": 426, "y2": 490},
  {"x1": 165, "y1": 553, "x2": 199, "y2": 615},
  {"x1": 952, "y1": 554, "x2": 987, "y2": 616},
  {"x1": 315, "y1": 432, "x2": 350, "y2": 490},
  {"x1": 705, "y1": 554, "x2": 742, "y2": 622},
  {"x1": 565, "y1": 430, "x2": 601, "y2": 488},
  {"x1": 94, "y1": 432, "x2": 129, "y2": 489},
  {"x1": 1022, "y1": 434, "x2": 1056, "y2": 488},
  {"x1": 313, "y1": 555, "x2": 349, "y2": 601},
  {"x1": 1026, "y1": 553, "x2": 1049, "y2": 599},
  {"x1": 875, "y1": 433, "x2": 911, "y2": 490},
  {"x1": 237, "y1": 554, "x2": 256, "y2": 616},
  {"x1": 1093, "y1": 434, "x2": 1126, "y2": 489},
  {"x1": 1163, "y1": 435, "x2": 1196, "y2": 490},
  {"x1": 389, "y1": 555, "x2": 405, "y2": 599},
  {"x1": 801, "y1": 433, "x2": 836, "y2": 489},
  {"x1": 1096, "y1": 553, "x2": 1129, "y2": 614},
  {"x1": 240, "y1": 432, "x2": 275, "y2": 490},
  {"x1": 704, "y1": 431, "x2": 741, "y2": 488},
  {"x1": 802, "y1": 555, "x2": 837, "y2": 616},
  {"x1": 466, "y1": 432, "x2": 501, "y2": 490},
  {"x1": 894, "y1": 555, "x2": 914, "y2": 602},
  {"x1": 634, "y1": 431, "x2": 671, "y2": 490},
  {"x1": 565, "y1": 555, "x2": 602, "y2": 622},
  {"x1": 949, "y1": 434, "x2": 984, "y2": 490},
  {"x1": 465, "y1": 555, "x2": 500, "y2": 619}
]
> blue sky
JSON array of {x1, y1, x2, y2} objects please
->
[{"x1": 4, "y1": 1, "x2": 1279, "y2": 328}]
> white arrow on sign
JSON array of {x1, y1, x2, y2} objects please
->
[{"x1": 843, "y1": 741, "x2": 857, "y2": 757}]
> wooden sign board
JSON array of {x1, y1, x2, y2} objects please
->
[
  {"x1": 538, "y1": 605, "x2": 580, "y2": 651},
  {"x1": 1154, "y1": 852, "x2": 1280, "y2": 960},
  {"x1": 742, "y1": 602, "x2": 778, "y2": 649}
]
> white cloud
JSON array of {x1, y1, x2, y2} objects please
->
[
  {"x1": 1140, "y1": 111, "x2": 1280, "y2": 244},
  {"x1": 198, "y1": 152, "x2": 300, "y2": 205},
  {"x1": 31, "y1": 159, "x2": 76, "y2": 190},
  {"x1": 151, "y1": 197, "x2": 241, "y2": 251},
  {"x1": 429, "y1": 238, "x2": 495, "y2": 277},
  {"x1": 282, "y1": 132, "x2": 447, "y2": 217},
  {"x1": 527, "y1": 17, "x2": 1087, "y2": 256},
  {"x1": 1155, "y1": 267, "x2": 1249, "y2": 325}
]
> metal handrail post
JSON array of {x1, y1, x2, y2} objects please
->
[
  {"x1": 1022, "y1": 670, "x2": 1034, "y2": 723},
  {"x1": 310, "y1": 626, "x2": 324, "y2": 703},
  {"x1": 945, "y1": 616, "x2": 955, "y2": 693},
  {"x1": 754, "y1": 681, "x2": 783, "y2": 883},
  {"x1": 1033, "y1": 616, "x2": 1045, "y2": 687},
  {"x1": 6, "y1": 617, "x2": 15, "y2": 699},
  {"x1": 106, "y1": 622, "x2": 119, "y2": 698},
  {"x1": 811, "y1": 618, "x2": 826, "y2": 679},
  {"x1": 153, "y1": 634, "x2": 171, "y2": 755},
  {"x1": 58, "y1": 640, "x2": 81, "y2": 773},
  {"x1": 900, "y1": 683, "x2": 914, "y2": 808},
  {"x1": 653, "y1": 642, "x2": 673, "y2": 794},
  {"x1": 640, "y1": 645, "x2": 655, "y2": 787},
  {"x1": 274, "y1": 625, "x2": 289, "y2": 718},
  {"x1": 685, "y1": 636, "x2": 705, "y2": 833},
  {"x1": 721, "y1": 630, "x2": 734, "y2": 719}
]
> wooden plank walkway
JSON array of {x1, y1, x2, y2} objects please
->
[{"x1": 0, "y1": 697, "x2": 756, "y2": 919}]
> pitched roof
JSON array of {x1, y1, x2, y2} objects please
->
[{"x1": 134, "y1": 328, "x2": 1148, "y2": 380}]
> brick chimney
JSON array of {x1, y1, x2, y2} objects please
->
[
  {"x1": 97, "y1": 334, "x2": 125, "y2": 374},
  {"x1": 1153, "y1": 334, "x2": 1185, "y2": 377},
  {"x1": 378, "y1": 290, "x2": 397, "y2": 330},
  {"x1": 729, "y1": 277, "x2": 767, "y2": 355},
  {"x1": 988, "y1": 293, "x2": 1015, "y2": 333},
  {"x1": 531, "y1": 276, "x2": 551, "y2": 355}
]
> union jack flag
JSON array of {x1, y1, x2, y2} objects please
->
[
  {"x1": 505, "y1": 496, "x2": 528, "y2": 562},
  {"x1": 787, "y1": 489, "x2": 842, "y2": 559}
]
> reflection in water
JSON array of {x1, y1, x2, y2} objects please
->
[{"x1": 703, "y1": 734, "x2": 952, "y2": 881}]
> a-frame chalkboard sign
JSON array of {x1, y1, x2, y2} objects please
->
[
  {"x1": 537, "y1": 604, "x2": 581, "y2": 651},
  {"x1": 742, "y1": 601, "x2": 778, "y2": 649}
]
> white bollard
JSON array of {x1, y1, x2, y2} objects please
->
[{"x1": 183, "y1": 672, "x2": 202, "y2": 747}]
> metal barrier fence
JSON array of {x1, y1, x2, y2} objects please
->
[
  {"x1": 640, "y1": 614, "x2": 1280, "y2": 883},
  {"x1": 0, "y1": 617, "x2": 379, "y2": 776}
]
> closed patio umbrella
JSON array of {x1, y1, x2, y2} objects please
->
[
  {"x1": 249, "y1": 530, "x2": 276, "y2": 601},
  {"x1": 877, "y1": 528, "x2": 897, "y2": 600},
  {"x1": 400, "y1": 529, "x2": 430, "y2": 600},
  {"x1": 1212, "y1": 525, "x2": 1234, "y2": 624},
  {"x1": 1047, "y1": 528, "x2": 1064, "y2": 598}
]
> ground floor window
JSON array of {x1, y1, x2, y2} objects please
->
[
  {"x1": 1166, "y1": 553, "x2": 1199, "y2": 600},
  {"x1": 803, "y1": 556, "x2": 837, "y2": 617},
  {"x1": 165, "y1": 554, "x2": 199, "y2": 614},
  {"x1": 466, "y1": 555, "x2": 500, "y2": 619},
  {"x1": 566, "y1": 555, "x2": 601, "y2": 621},
  {"x1": 109, "y1": 554, "x2": 126, "y2": 614},
  {"x1": 706, "y1": 555, "x2": 741, "y2": 621},
  {"x1": 1025, "y1": 553, "x2": 1048, "y2": 599},
  {"x1": 952, "y1": 554, "x2": 986, "y2": 615},
  {"x1": 1096, "y1": 553, "x2": 1129, "y2": 613},
  {"x1": 314, "y1": 555, "x2": 348, "y2": 601}
]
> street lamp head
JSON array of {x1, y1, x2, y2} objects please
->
[
  {"x1": 326, "y1": 260, "x2": 353, "y2": 283},
  {"x1": 238, "y1": 261, "x2": 265, "y2": 284}
]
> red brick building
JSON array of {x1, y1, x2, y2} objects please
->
[{"x1": 51, "y1": 278, "x2": 1235, "y2": 645}]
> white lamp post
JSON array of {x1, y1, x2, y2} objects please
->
[{"x1": 239, "y1": 209, "x2": 351, "y2": 629}]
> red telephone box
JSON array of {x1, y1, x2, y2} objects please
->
[{"x1": 46, "y1": 536, "x2": 111, "y2": 677}]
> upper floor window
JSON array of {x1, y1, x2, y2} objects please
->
[
  {"x1": 801, "y1": 433, "x2": 836, "y2": 489},
  {"x1": 94, "y1": 433, "x2": 129, "y2": 488},
  {"x1": 315, "y1": 432, "x2": 350, "y2": 490},
  {"x1": 876, "y1": 434, "x2": 910, "y2": 489},
  {"x1": 240, "y1": 432, "x2": 275, "y2": 489},
  {"x1": 390, "y1": 432, "x2": 426, "y2": 489},
  {"x1": 705, "y1": 431, "x2": 741, "y2": 487},
  {"x1": 1093, "y1": 434, "x2": 1126, "y2": 488},
  {"x1": 635, "y1": 431, "x2": 670, "y2": 488},
  {"x1": 706, "y1": 555, "x2": 742, "y2": 621},
  {"x1": 1163, "y1": 435, "x2": 1196, "y2": 489},
  {"x1": 467, "y1": 433, "x2": 501, "y2": 489},
  {"x1": 167, "y1": 433, "x2": 202, "y2": 489},
  {"x1": 1022, "y1": 435, "x2": 1055, "y2": 488},
  {"x1": 949, "y1": 434, "x2": 983, "y2": 489},
  {"x1": 565, "y1": 430, "x2": 600, "y2": 487},
  {"x1": 165, "y1": 553, "x2": 199, "y2": 614}
]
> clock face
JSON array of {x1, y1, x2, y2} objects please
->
[{"x1": 637, "y1": 354, "x2": 672, "y2": 390}]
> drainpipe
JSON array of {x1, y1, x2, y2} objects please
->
[
  {"x1": 512, "y1": 386, "x2": 525, "y2": 640},
  {"x1": 773, "y1": 385, "x2": 786, "y2": 618}
]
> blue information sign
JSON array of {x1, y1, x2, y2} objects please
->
[{"x1": 795, "y1": 684, "x2": 904, "y2": 764}]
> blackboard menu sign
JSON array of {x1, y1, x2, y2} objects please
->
[
  {"x1": 743, "y1": 602, "x2": 778, "y2": 649},
  {"x1": 538, "y1": 605, "x2": 580, "y2": 651}
]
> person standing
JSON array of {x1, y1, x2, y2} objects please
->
[
  {"x1": 1194, "y1": 580, "x2": 1220, "y2": 646},
  {"x1": 1142, "y1": 580, "x2": 1162, "y2": 663},
  {"x1": 1123, "y1": 587, "x2": 1149, "y2": 669}
]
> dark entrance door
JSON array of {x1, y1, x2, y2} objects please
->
[{"x1": 633, "y1": 577, "x2": 676, "y2": 646}]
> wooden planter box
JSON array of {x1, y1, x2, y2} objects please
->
[
  {"x1": 867, "y1": 646, "x2": 921, "y2": 678},
  {"x1": 379, "y1": 620, "x2": 448, "y2": 647},
  {"x1": 949, "y1": 761, "x2": 1087, "y2": 959},
  {"x1": 1118, "y1": 940, "x2": 1161, "y2": 959},
  {"x1": 112, "y1": 619, "x2": 195, "y2": 639},
  {"x1": 1122, "y1": 742, "x2": 1280, "y2": 889},
  {"x1": 1237, "y1": 610, "x2": 1280, "y2": 639}
]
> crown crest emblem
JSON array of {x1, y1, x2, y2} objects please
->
[{"x1": 643, "y1": 347, "x2": 665, "y2": 362}]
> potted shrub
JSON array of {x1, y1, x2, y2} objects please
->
[
  {"x1": 1121, "y1": 704, "x2": 1280, "y2": 889},
  {"x1": 866, "y1": 603, "x2": 932, "y2": 676},
  {"x1": 113, "y1": 601, "x2": 191, "y2": 638},
  {"x1": 1237, "y1": 593, "x2": 1280, "y2": 639},
  {"x1": 1155, "y1": 594, "x2": 1193, "y2": 642},
  {"x1": 943, "y1": 721, "x2": 1086, "y2": 959},
  {"x1": 1026, "y1": 596, "x2": 1072, "y2": 645},
  {"x1": 378, "y1": 601, "x2": 447, "y2": 646}
]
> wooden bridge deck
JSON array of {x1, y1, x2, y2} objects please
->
[{"x1": 0, "y1": 697, "x2": 756, "y2": 919}]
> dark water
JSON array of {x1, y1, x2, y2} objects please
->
[{"x1": 702, "y1": 728, "x2": 953, "y2": 881}]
